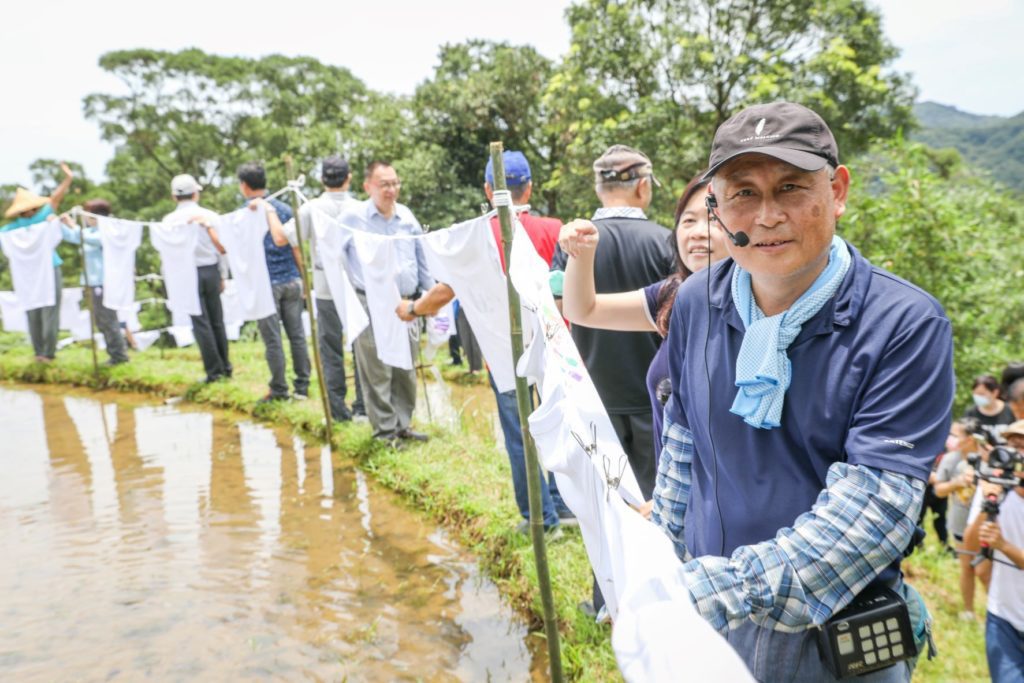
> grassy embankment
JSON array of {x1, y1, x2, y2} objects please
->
[{"x1": 0, "y1": 331, "x2": 989, "y2": 681}]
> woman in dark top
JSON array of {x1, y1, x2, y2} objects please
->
[
  {"x1": 964, "y1": 374, "x2": 1016, "y2": 441},
  {"x1": 560, "y1": 171, "x2": 728, "y2": 483}
]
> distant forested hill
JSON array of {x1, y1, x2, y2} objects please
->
[{"x1": 912, "y1": 102, "x2": 1024, "y2": 192}]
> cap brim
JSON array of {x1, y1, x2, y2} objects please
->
[{"x1": 703, "y1": 148, "x2": 830, "y2": 181}]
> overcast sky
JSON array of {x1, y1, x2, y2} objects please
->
[{"x1": 1, "y1": 0, "x2": 1020, "y2": 186}]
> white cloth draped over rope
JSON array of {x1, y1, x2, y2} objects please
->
[
  {"x1": 303, "y1": 208, "x2": 369, "y2": 350},
  {"x1": 90, "y1": 213, "x2": 145, "y2": 311},
  {"x1": 507, "y1": 221, "x2": 752, "y2": 682},
  {"x1": 214, "y1": 207, "x2": 276, "y2": 322},
  {"x1": 0, "y1": 218, "x2": 62, "y2": 311}
]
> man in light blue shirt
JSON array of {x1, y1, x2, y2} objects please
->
[
  {"x1": 60, "y1": 199, "x2": 129, "y2": 365},
  {"x1": 341, "y1": 161, "x2": 433, "y2": 446}
]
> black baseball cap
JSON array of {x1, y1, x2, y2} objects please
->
[
  {"x1": 703, "y1": 102, "x2": 839, "y2": 180},
  {"x1": 321, "y1": 155, "x2": 351, "y2": 184}
]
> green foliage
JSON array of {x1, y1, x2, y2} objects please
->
[
  {"x1": 844, "y1": 138, "x2": 1024, "y2": 410},
  {"x1": 543, "y1": 0, "x2": 917, "y2": 225},
  {"x1": 912, "y1": 102, "x2": 1024, "y2": 193}
]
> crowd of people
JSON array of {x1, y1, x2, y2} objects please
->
[{"x1": 3, "y1": 100, "x2": 1023, "y2": 681}]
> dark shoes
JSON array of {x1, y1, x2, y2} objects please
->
[
  {"x1": 257, "y1": 393, "x2": 289, "y2": 405},
  {"x1": 104, "y1": 358, "x2": 129, "y2": 367},
  {"x1": 557, "y1": 509, "x2": 579, "y2": 527},
  {"x1": 397, "y1": 427, "x2": 429, "y2": 442}
]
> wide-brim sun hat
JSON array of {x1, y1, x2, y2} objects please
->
[{"x1": 4, "y1": 187, "x2": 49, "y2": 219}]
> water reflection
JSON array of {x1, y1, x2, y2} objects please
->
[{"x1": 0, "y1": 385, "x2": 540, "y2": 681}]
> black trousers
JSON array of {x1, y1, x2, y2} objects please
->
[{"x1": 190, "y1": 264, "x2": 231, "y2": 380}]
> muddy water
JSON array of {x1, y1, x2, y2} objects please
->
[
  {"x1": 0, "y1": 385, "x2": 544, "y2": 681},
  {"x1": 417, "y1": 371, "x2": 504, "y2": 446}
]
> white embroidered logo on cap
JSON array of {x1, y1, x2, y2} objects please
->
[{"x1": 739, "y1": 116, "x2": 781, "y2": 143}]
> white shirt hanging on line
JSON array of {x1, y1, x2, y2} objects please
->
[
  {"x1": 150, "y1": 223, "x2": 201, "y2": 317},
  {"x1": 508, "y1": 221, "x2": 643, "y2": 505},
  {"x1": 219, "y1": 279, "x2": 245, "y2": 341},
  {"x1": 59, "y1": 287, "x2": 92, "y2": 340},
  {"x1": 169, "y1": 308, "x2": 196, "y2": 347},
  {"x1": 519, "y1": 274, "x2": 753, "y2": 683},
  {"x1": 95, "y1": 215, "x2": 144, "y2": 310},
  {"x1": 307, "y1": 210, "x2": 369, "y2": 349},
  {"x1": 214, "y1": 208, "x2": 276, "y2": 322},
  {"x1": 0, "y1": 218, "x2": 63, "y2": 311},
  {"x1": 421, "y1": 215, "x2": 519, "y2": 392},
  {"x1": 0, "y1": 291, "x2": 28, "y2": 332},
  {"x1": 350, "y1": 230, "x2": 414, "y2": 370}
]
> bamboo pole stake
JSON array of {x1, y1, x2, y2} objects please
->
[
  {"x1": 285, "y1": 157, "x2": 333, "y2": 439},
  {"x1": 490, "y1": 142, "x2": 564, "y2": 682},
  {"x1": 75, "y1": 210, "x2": 100, "y2": 378}
]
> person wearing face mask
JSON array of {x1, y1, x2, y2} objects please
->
[{"x1": 963, "y1": 374, "x2": 1016, "y2": 442}]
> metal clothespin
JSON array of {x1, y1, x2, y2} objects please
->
[{"x1": 570, "y1": 422, "x2": 598, "y2": 459}]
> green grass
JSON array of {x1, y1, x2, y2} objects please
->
[{"x1": 0, "y1": 330, "x2": 990, "y2": 681}]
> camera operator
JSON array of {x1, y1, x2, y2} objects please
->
[{"x1": 964, "y1": 420, "x2": 1024, "y2": 681}]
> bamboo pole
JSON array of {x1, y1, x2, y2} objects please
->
[
  {"x1": 75, "y1": 210, "x2": 100, "y2": 378},
  {"x1": 284, "y1": 157, "x2": 333, "y2": 439},
  {"x1": 490, "y1": 142, "x2": 564, "y2": 682}
]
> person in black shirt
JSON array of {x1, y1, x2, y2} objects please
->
[{"x1": 964, "y1": 374, "x2": 1016, "y2": 441}]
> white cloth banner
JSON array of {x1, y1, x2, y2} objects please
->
[
  {"x1": 95, "y1": 215, "x2": 144, "y2": 310},
  {"x1": 307, "y1": 211, "x2": 369, "y2": 349},
  {"x1": 350, "y1": 230, "x2": 414, "y2": 370},
  {"x1": 0, "y1": 218, "x2": 62, "y2": 311},
  {"x1": 150, "y1": 223, "x2": 201, "y2": 317},
  {"x1": 215, "y1": 208, "x2": 276, "y2": 321},
  {"x1": 420, "y1": 216, "x2": 520, "y2": 392}
]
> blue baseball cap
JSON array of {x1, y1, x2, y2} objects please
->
[{"x1": 485, "y1": 151, "x2": 532, "y2": 187}]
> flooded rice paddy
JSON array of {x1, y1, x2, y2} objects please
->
[{"x1": 0, "y1": 384, "x2": 542, "y2": 681}]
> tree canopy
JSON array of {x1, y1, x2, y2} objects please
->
[{"x1": 2, "y1": 0, "x2": 1020, "y2": 401}]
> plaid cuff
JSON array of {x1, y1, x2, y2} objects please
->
[{"x1": 683, "y1": 464, "x2": 924, "y2": 634}]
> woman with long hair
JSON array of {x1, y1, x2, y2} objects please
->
[{"x1": 560, "y1": 170, "x2": 729, "y2": 464}]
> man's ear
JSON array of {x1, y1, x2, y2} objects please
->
[{"x1": 831, "y1": 166, "x2": 851, "y2": 220}]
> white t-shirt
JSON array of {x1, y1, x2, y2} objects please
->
[
  {"x1": 162, "y1": 200, "x2": 223, "y2": 273},
  {"x1": 421, "y1": 216, "x2": 518, "y2": 392},
  {"x1": 508, "y1": 221, "x2": 643, "y2": 504},
  {"x1": 968, "y1": 487, "x2": 1024, "y2": 631},
  {"x1": 0, "y1": 290, "x2": 28, "y2": 332},
  {"x1": 307, "y1": 208, "x2": 369, "y2": 348},
  {"x1": 95, "y1": 215, "x2": 144, "y2": 310},
  {"x1": 0, "y1": 218, "x2": 63, "y2": 310},
  {"x1": 214, "y1": 208, "x2": 276, "y2": 322},
  {"x1": 350, "y1": 230, "x2": 414, "y2": 370},
  {"x1": 293, "y1": 190, "x2": 356, "y2": 301},
  {"x1": 150, "y1": 223, "x2": 201, "y2": 317}
]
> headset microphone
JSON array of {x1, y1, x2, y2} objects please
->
[{"x1": 705, "y1": 194, "x2": 750, "y2": 248}]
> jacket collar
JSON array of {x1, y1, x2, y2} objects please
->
[{"x1": 711, "y1": 239, "x2": 870, "y2": 342}]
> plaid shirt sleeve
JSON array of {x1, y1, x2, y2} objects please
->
[
  {"x1": 681, "y1": 463, "x2": 925, "y2": 634},
  {"x1": 650, "y1": 415, "x2": 694, "y2": 561}
]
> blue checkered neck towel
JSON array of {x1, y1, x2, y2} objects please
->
[{"x1": 730, "y1": 235, "x2": 851, "y2": 429}]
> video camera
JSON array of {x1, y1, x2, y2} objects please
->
[{"x1": 967, "y1": 440, "x2": 1023, "y2": 567}]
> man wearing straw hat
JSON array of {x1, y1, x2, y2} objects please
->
[{"x1": 0, "y1": 162, "x2": 75, "y2": 360}]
